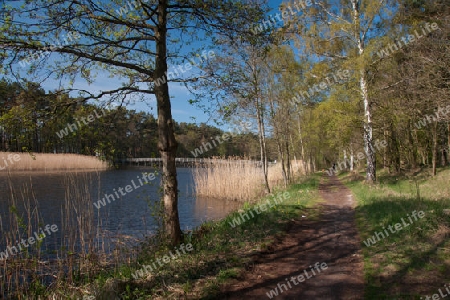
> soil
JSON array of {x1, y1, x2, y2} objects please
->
[{"x1": 217, "y1": 175, "x2": 365, "y2": 299}]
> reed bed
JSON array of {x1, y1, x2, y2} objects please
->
[
  {"x1": 193, "y1": 160, "x2": 265, "y2": 202},
  {"x1": 267, "y1": 159, "x2": 305, "y2": 186},
  {"x1": 193, "y1": 159, "x2": 305, "y2": 202},
  {"x1": 0, "y1": 173, "x2": 138, "y2": 299},
  {"x1": 0, "y1": 152, "x2": 108, "y2": 172},
  {"x1": 0, "y1": 178, "x2": 44, "y2": 298},
  {"x1": 267, "y1": 163, "x2": 282, "y2": 186}
]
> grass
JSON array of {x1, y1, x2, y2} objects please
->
[
  {"x1": 71, "y1": 173, "x2": 321, "y2": 299},
  {"x1": 0, "y1": 152, "x2": 108, "y2": 172},
  {"x1": 341, "y1": 167, "x2": 450, "y2": 299}
]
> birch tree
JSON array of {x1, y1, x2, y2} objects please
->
[{"x1": 285, "y1": 0, "x2": 396, "y2": 183}]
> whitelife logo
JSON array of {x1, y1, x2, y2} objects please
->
[
  {"x1": 190, "y1": 121, "x2": 252, "y2": 158},
  {"x1": 0, "y1": 224, "x2": 58, "y2": 261},
  {"x1": 19, "y1": 32, "x2": 81, "y2": 68},
  {"x1": 421, "y1": 284, "x2": 450, "y2": 300},
  {"x1": 326, "y1": 139, "x2": 387, "y2": 176},
  {"x1": 363, "y1": 210, "x2": 425, "y2": 247},
  {"x1": 228, "y1": 192, "x2": 291, "y2": 228},
  {"x1": 288, "y1": 69, "x2": 351, "y2": 106},
  {"x1": 56, "y1": 109, "x2": 107, "y2": 139},
  {"x1": 250, "y1": 0, "x2": 313, "y2": 35},
  {"x1": 154, "y1": 50, "x2": 215, "y2": 87},
  {"x1": 415, "y1": 105, "x2": 450, "y2": 130},
  {"x1": 115, "y1": 0, "x2": 156, "y2": 16},
  {"x1": 93, "y1": 171, "x2": 158, "y2": 209},
  {"x1": 131, "y1": 243, "x2": 194, "y2": 279},
  {"x1": 266, "y1": 262, "x2": 328, "y2": 298},
  {"x1": 377, "y1": 22, "x2": 440, "y2": 58},
  {"x1": 0, "y1": 153, "x2": 21, "y2": 171}
]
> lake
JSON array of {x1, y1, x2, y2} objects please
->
[{"x1": 0, "y1": 167, "x2": 240, "y2": 255}]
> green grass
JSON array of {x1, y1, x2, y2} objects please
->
[
  {"x1": 52, "y1": 169, "x2": 450, "y2": 299},
  {"x1": 341, "y1": 168, "x2": 450, "y2": 300},
  {"x1": 86, "y1": 173, "x2": 323, "y2": 299}
]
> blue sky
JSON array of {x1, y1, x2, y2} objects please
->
[
  {"x1": 13, "y1": 0, "x2": 285, "y2": 126},
  {"x1": 44, "y1": 0, "x2": 285, "y2": 126}
]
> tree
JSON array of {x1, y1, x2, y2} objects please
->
[
  {"x1": 187, "y1": 32, "x2": 273, "y2": 193},
  {"x1": 285, "y1": 0, "x2": 397, "y2": 183},
  {"x1": 367, "y1": 0, "x2": 449, "y2": 175},
  {"x1": 263, "y1": 46, "x2": 304, "y2": 185},
  {"x1": 0, "y1": 0, "x2": 266, "y2": 245}
]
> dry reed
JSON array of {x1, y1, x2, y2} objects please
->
[
  {"x1": 193, "y1": 160, "x2": 265, "y2": 202},
  {"x1": 0, "y1": 176, "x2": 44, "y2": 297},
  {"x1": 193, "y1": 159, "x2": 305, "y2": 202},
  {"x1": 0, "y1": 173, "x2": 138, "y2": 298},
  {"x1": 267, "y1": 160, "x2": 305, "y2": 186},
  {"x1": 0, "y1": 152, "x2": 108, "y2": 172}
]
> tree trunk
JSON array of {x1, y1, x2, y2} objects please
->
[
  {"x1": 268, "y1": 96, "x2": 287, "y2": 187},
  {"x1": 309, "y1": 151, "x2": 315, "y2": 173},
  {"x1": 277, "y1": 138, "x2": 287, "y2": 187},
  {"x1": 289, "y1": 133, "x2": 299, "y2": 174},
  {"x1": 343, "y1": 149, "x2": 348, "y2": 171},
  {"x1": 384, "y1": 128, "x2": 389, "y2": 171},
  {"x1": 352, "y1": 0, "x2": 376, "y2": 183},
  {"x1": 361, "y1": 72, "x2": 376, "y2": 182},
  {"x1": 448, "y1": 122, "x2": 450, "y2": 165},
  {"x1": 297, "y1": 113, "x2": 307, "y2": 174},
  {"x1": 285, "y1": 138, "x2": 291, "y2": 183},
  {"x1": 408, "y1": 122, "x2": 418, "y2": 169},
  {"x1": 155, "y1": 0, "x2": 182, "y2": 246},
  {"x1": 256, "y1": 95, "x2": 270, "y2": 193},
  {"x1": 432, "y1": 122, "x2": 438, "y2": 176},
  {"x1": 1, "y1": 126, "x2": 5, "y2": 151},
  {"x1": 350, "y1": 147, "x2": 354, "y2": 172}
]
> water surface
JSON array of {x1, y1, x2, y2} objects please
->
[{"x1": 0, "y1": 168, "x2": 239, "y2": 254}]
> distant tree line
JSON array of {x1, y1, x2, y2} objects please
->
[{"x1": 0, "y1": 79, "x2": 266, "y2": 163}]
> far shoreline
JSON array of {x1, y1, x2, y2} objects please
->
[{"x1": 0, "y1": 152, "x2": 109, "y2": 172}]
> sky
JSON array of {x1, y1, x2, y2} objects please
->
[
  {"x1": 4, "y1": 0, "x2": 285, "y2": 127},
  {"x1": 33, "y1": 0, "x2": 285, "y2": 126},
  {"x1": 40, "y1": 76, "x2": 200, "y2": 123}
]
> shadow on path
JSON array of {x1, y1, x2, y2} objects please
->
[{"x1": 216, "y1": 175, "x2": 364, "y2": 299}]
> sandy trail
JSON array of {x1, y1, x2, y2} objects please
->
[{"x1": 217, "y1": 175, "x2": 364, "y2": 299}]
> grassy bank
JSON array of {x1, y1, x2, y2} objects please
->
[
  {"x1": 62, "y1": 174, "x2": 321, "y2": 299},
  {"x1": 342, "y1": 168, "x2": 450, "y2": 299}
]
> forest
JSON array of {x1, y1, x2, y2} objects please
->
[{"x1": 0, "y1": 79, "x2": 264, "y2": 162}]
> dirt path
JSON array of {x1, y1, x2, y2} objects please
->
[{"x1": 217, "y1": 175, "x2": 364, "y2": 299}]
